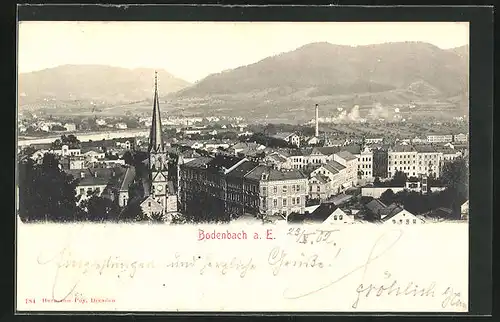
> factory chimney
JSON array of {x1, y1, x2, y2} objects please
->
[{"x1": 315, "y1": 104, "x2": 319, "y2": 137}]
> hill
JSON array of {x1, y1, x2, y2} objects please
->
[
  {"x1": 18, "y1": 65, "x2": 191, "y2": 106},
  {"x1": 171, "y1": 41, "x2": 469, "y2": 120}
]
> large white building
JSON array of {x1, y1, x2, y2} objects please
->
[
  {"x1": 427, "y1": 134, "x2": 453, "y2": 143},
  {"x1": 355, "y1": 147, "x2": 374, "y2": 180}
]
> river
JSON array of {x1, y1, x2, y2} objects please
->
[{"x1": 18, "y1": 129, "x2": 150, "y2": 146}]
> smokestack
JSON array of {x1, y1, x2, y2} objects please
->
[{"x1": 315, "y1": 104, "x2": 319, "y2": 137}]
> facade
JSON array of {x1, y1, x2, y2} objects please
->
[
  {"x1": 382, "y1": 206, "x2": 425, "y2": 225},
  {"x1": 427, "y1": 134, "x2": 453, "y2": 143},
  {"x1": 333, "y1": 151, "x2": 358, "y2": 188},
  {"x1": 413, "y1": 145, "x2": 442, "y2": 178},
  {"x1": 387, "y1": 145, "x2": 418, "y2": 178},
  {"x1": 245, "y1": 166, "x2": 308, "y2": 218},
  {"x1": 355, "y1": 147, "x2": 374, "y2": 180},
  {"x1": 310, "y1": 160, "x2": 347, "y2": 196},
  {"x1": 454, "y1": 133, "x2": 468, "y2": 143},
  {"x1": 308, "y1": 175, "x2": 331, "y2": 200}
]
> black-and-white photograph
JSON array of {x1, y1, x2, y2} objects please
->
[
  {"x1": 17, "y1": 21, "x2": 469, "y2": 226},
  {"x1": 16, "y1": 14, "x2": 484, "y2": 313}
]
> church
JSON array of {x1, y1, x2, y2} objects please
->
[{"x1": 118, "y1": 72, "x2": 178, "y2": 221}]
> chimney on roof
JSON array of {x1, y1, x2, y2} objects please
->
[{"x1": 80, "y1": 172, "x2": 85, "y2": 178}]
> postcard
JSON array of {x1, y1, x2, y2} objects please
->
[{"x1": 16, "y1": 18, "x2": 470, "y2": 313}]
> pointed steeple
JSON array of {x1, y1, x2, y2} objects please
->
[{"x1": 149, "y1": 71, "x2": 163, "y2": 152}]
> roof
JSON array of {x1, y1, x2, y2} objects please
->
[
  {"x1": 119, "y1": 166, "x2": 136, "y2": 192},
  {"x1": 428, "y1": 207, "x2": 453, "y2": 218},
  {"x1": 208, "y1": 155, "x2": 244, "y2": 171},
  {"x1": 336, "y1": 150, "x2": 357, "y2": 161},
  {"x1": 413, "y1": 145, "x2": 437, "y2": 153},
  {"x1": 245, "y1": 165, "x2": 307, "y2": 182},
  {"x1": 311, "y1": 174, "x2": 330, "y2": 184},
  {"x1": 307, "y1": 203, "x2": 342, "y2": 222},
  {"x1": 182, "y1": 157, "x2": 213, "y2": 168},
  {"x1": 365, "y1": 199, "x2": 388, "y2": 214},
  {"x1": 226, "y1": 160, "x2": 258, "y2": 179},
  {"x1": 266, "y1": 154, "x2": 288, "y2": 163},
  {"x1": 323, "y1": 160, "x2": 346, "y2": 174},
  {"x1": 342, "y1": 144, "x2": 362, "y2": 155},
  {"x1": 65, "y1": 167, "x2": 116, "y2": 186},
  {"x1": 327, "y1": 193, "x2": 353, "y2": 206},
  {"x1": 390, "y1": 145, "x2": 416, "y2": 153},
  {"x1": 380, "y1": 203, "x2": 405, "y2": 220},
  {"x1": 271, "y1": 132, "x2": 295, "y2": 140}
]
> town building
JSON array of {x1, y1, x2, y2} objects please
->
[
  {"x1": 305, "y1": 203, "x2": 353, "y2": 225},
  {"x1": 333, "y1": 151, "x2": 358, "y2": 188},
  {"x1": 427, "y1": 134, "x2": 453, "y2": 143},
  {"x1": 245, "y1": 166, "x2": 308, "y2": 218},
  {"x1": 64, "y1": 123, "x2": 77, "y2": 132},
  {"x1": 355, "y1": 147, "x2": 374, "y2": 180},
  {"x1": 387, "y1": 145, "x2": 418, "y2": 178},
  {"x1": 453, "y1": 133, "x2": 468, "y2": 143},
  {"x1": 272, "y1": 132, "x2": 301, "y2": 147}
]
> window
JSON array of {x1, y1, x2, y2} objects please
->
[
  {"x1": 339, "y1": 215, "x2": 343, "y2": 220},
  {"x1": 262, "y1": 187, "x2": 267, "y2": 194},
  {"x1": 406, "y1": 219, "x2": 410, "y2": 224},
  {"x1": 148, "y1": 202, "x2": 151, "y2": 207},
  {"x1": 79, "y1": 188, "x2": 84, "y2": 195},
  {"x1": 95, "y1": 187, "x2": 100, "y2": 193},
  {"x1": 333, "y1": 215, "x2": 337, "y2": 220},
  {"x1": 392, "y1": 219, "x2": 396, "y2": 224},
  {"x1": 291, "y1": 198, "x2": 295, "y2": 205},
  {"x1": 283, "y1": 199, "x2": 287, "y2": 206},
  {"x1": 273, "y1": 186, "x2": 277, "y2": 194},
  {"x1": 283, "y1": 186, "x2": 287, "y2": 193},
  {"x1": 399, "y1": 219, "x2": 403, "y2": 224},
  {"x1": 262, "y1": 198, "x2": 266, "y2": 208},
  {"x1": 317, "y1": 186, "x2": 320, "y2": 192},
  {"x1": 273, "y1": 199, "x2": 278, "y2": 207},
  {"x1": 296, "y1": 184, "x2": 301, "y2": 191},
  {"x1": 413, "y1": 219, "x2": 417, "y2": 224},
  {"x1": 296, "y1": 197, "x2": 300, "y2": 204}
]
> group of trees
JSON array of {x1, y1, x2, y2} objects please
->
[
  {"x1": 18, "y1": 153, "x2": 121, "y2": 222},
  {"x1": 51, "y1": 134, "x2": 81, "y2": 149},
  {"x1": 374, "y1": 157, "x2": 468, "y2": 219},
  {"x1": 373, "y1": 170, "x2": 409, "y2": 187}
]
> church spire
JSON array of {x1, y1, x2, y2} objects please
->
[{"x1": 149, "y1": 71, "x2": 164, "y2": 152}]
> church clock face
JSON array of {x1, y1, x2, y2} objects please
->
[{"x1": 156, "y1": 185, "x2": 163, "y2": 192}]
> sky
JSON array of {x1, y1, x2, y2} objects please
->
[{"x1": 18, "y1": 21, "x2": 469, "y2": 83}]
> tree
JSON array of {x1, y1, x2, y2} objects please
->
[
  {"x1": 392, "y1": 170, "x2": 408, "y2": 187},
  {"x1": 79, "y1": 194, "x2": 119, "y2": 222},
  {"x1": 18, "y1": 153, "x2": 81, "y2": 222},
  {"x1": 441, "y1": 157, "x2": 468, "y2": 200},
  {"x1": 380, "y1": 189, "x2": 396, "y2": 205},
  {"x1": 123, "y1": 150, "x2": 134, "y2": 165},
  {"x1": 373, "y1": 177, "x2": 382, "y2": 187}
]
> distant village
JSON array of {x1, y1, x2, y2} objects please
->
[{"x1": 17, "y1": 77, "x2": 469, "y2": 226}]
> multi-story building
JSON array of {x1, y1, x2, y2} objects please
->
[
  {"x1": 427, "y1": 134, "x2": 453, "y2": 143},
  {"x1": 454, "y1": 133, "x2": 468, "y2": 143},
  {"x1": 387, "y1": 145, "x2": 418, "y2": 178},
  {"x1": 354, "y1": 147, "x2": 374, "y2": 180},
  {"x1": 333, "y1": 151, "x2": 358, "y2": 188},
  {"x1": 310, "y1": 160, "x2": 347, "y2": 196},
  {"x1": 308, "y1": 175, "x2": 331, "y2": 200},
  {"x1": 245, "y1": 166, "x2": 308, "y2": 218},
  {"x1": 179, "y1": 155, "x2": 308, "y2": 220},
  {"x1": 413, "y1": 145, "x2": 443, "y2": 178}
]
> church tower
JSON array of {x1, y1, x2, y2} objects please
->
[{"x1": 148, "y1": 71, "x2": 169, "y2": 210}]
